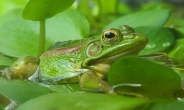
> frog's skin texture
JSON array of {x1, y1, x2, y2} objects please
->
[{"x1": 29, "y1": 25, "x2": 148, "y2": 92}]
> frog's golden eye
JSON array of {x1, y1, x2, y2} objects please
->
[{"x1": 101, "y1": 30, "x2": 119, "y2": 45}]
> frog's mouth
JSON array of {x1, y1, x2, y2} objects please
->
[{"x1": 89, "y1": 40, "x2": 147, "y2": 65}]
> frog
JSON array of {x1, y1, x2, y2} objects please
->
[
  {"x1": 1, "y1": 25, "x2": 147, "y2": 93},
  {"x1": 26, "y1": 25, "x2": 148, "y2": 93}
]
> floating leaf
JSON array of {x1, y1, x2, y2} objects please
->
[
  {"x1": 105, "y1": 9, "x2": 170, "y2": 28},
  {"x1": 100, "y1": 0, "x2": 117, "y2": 14},
  {"x1": 0, "y1": 9, "x2": 23, "y2": 27},
  {"x1": 0, "y1": 19, "x2": 42, "y2": 57},
  {"x1": 146, "y1": 100, "x2": 184, "y2": 110},
  {"x1": 141, "y1": 2, "x2": 174, "y2": 11},
  {"x1": 135, "y1": 26, "x2": 175, "y2": 55},
  {"x1": 170, "y1": 27, "x2": 184, "y2": 39},
  {"x1": 22, "y1": 0, "x2": 75, "y2": 21},
  {"x1": 16, "y1": 93, "x2": 148, "y2": 110},
  {"x1": 0, "y1": 0, "x2": 27, "y2": 16},
  {"x1": 168, "y1": 39, "x2": 184, "y2": 60},
  {"x1": 108, "y1": 56, "x2": 181, "y2": 99},
  {"x1": 46, "y1": 9, "x2": 89, "y2": 42},
  {"x1": 0, "y1": 9, "x2": 89, "y2": 57},
  {"x1": 0, "y1": 77, "x2": 51, "y2": 103},
  {"x1": 0, "y1": 93, "x2": 10, "y2": 109}
]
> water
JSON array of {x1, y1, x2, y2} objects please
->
[
  {"x1": 145, "y1": 43, "x2": 156, "y2": 49},
  {"x1": 162, "y1": 42, "x2": 171, "y2": 47}
]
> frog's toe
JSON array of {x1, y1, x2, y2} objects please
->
[{"x1": 79, "y1": 71, "x2": 110, "y2": 93}]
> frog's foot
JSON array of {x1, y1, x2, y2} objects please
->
[
  {"x1": 1, "y1": 67, "x2": 13, "y2": 80},
  {"x1": 79, "y1": 71, "x2": 112, "y2": 93}
]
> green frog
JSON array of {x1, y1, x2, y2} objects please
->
[{"x1": 3, "y1": 25, "x2": 148, "y2": 93}]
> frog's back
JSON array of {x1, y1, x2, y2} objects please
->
[
  {"x1": 38, "y1": 38, "x2": 94, "y2": 83},
  {"x1": 39, "y1": 54, "x2": 88, "y2": 83},
  {"x1": 48, "y1": 37, "x2": 94, "y2": 50}
]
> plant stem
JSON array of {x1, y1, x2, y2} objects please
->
[{"x1": 38, "y1": 20, "x2": 45, "y2": 56}]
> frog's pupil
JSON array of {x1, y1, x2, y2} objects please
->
[{"x1": 105, "y1": 32, "x2": 115, "y2": 38}]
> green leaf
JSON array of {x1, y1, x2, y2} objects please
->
[
  {"x1": 0, "y1": 93, "x2": 10, "y2": 109},
  {"x1": 108, "y1": 56, "x2": 181, "y2": 99},
  {"x1": 0, "y1": 19, "x2": 41, "y2": 57},
  {"x1": 0, "y1": 77, "x2": 51, "y2": 104},
  {"x1": 105, "y1": 9, "x2": 170, "y2": 28},
  {"x1": 0, "y1": 9, "x2": 89, "y2": 57},
  {"x1": 168, "y1": 38, "x2": 184, "y2": 60},
  {"x1": 146, "y1": 100, "x2": 184, "y2": 110},
  {"x1": 0, "y1": 9, "x2": 23, "y2": 27},
  {"x1": 16, "y1": 93, "x2": 148, "y2": 110},
  {"x1": 0, "y1": 0, "x2": 27, "y2": 16},
  {"x1": 140, "y1": 2, "x2": 174, "y2": 11},
  {"x1": 46, "y1": 9, "x2": 90, "y2": 42},
  {"x1": 22, "y1": 0, "x2": 75, "y2": 21},
  {"x1": 173, "y1": 27, "x2": 184, "y2": 39},
  {"x1": 0, "y1": 56, "x2": 14, "y2": 66},
  {"x1": 135, "y1": 26, "x2": 175, "y2": 55},
  {"x1": 100, "y1": 0, "x2": 117, "y2": 14}
]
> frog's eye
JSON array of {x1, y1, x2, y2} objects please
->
[
  {"x1": 101, "y1": 30, "x2": 119, "y2": 45},
  {"x1": 104, "y1": 31, "x2": 116, "y2": 38}
]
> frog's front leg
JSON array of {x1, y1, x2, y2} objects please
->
[{"x1": 79, "y1": 71, "x2": 112, "y2": 93}]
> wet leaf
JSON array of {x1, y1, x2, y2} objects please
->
[
  {"x1": 168, "y1": 39, "x2": 184, "y2": 60},
  {"x1": 0, "y1": 77, "x2": 51, "y2": 103},
  {"x1": 135, "y1": 26, "x2": 175, "y2": 55},
  {"x1": 105, "y1": 9, "x2": 170, "y2": 28},
  {"x1": 22, "y1": 0, "x2": 75, "y2": 21},
  {"x1": 108, "y1": 56, "x2": 181, "y2": 99},
  {"x1": 16, "y1": 93, "x2": 148, "y2": 110}
]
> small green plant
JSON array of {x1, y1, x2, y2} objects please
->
[{"x1": 22, "y1": 0, "x2": 75, "y2": 56}]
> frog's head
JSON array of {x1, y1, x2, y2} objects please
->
[{"x1": 82, "y1": 25, "x2": 148, "y2": 71}]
